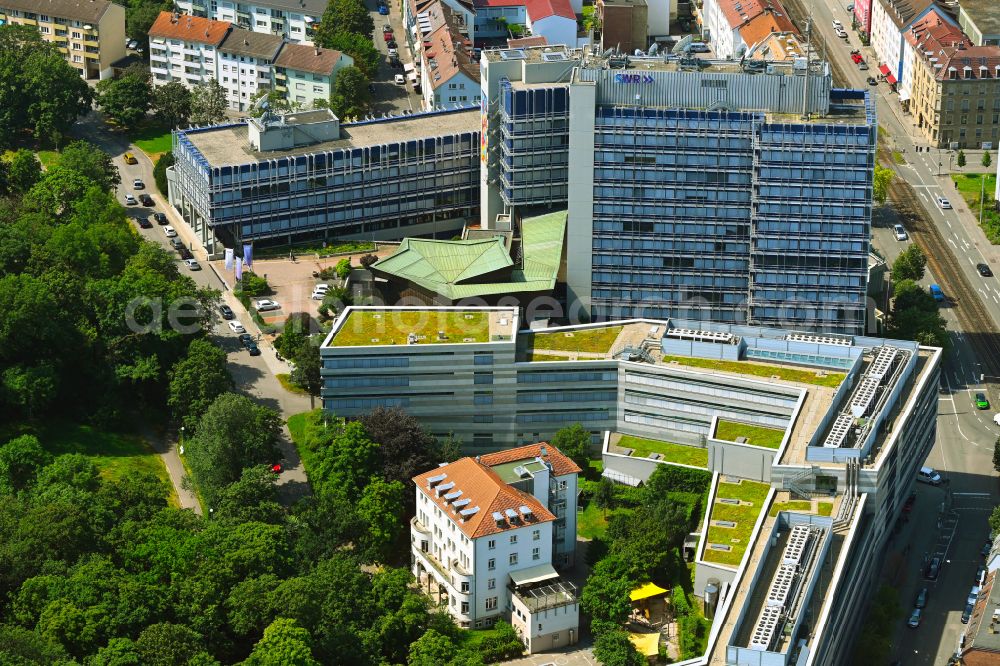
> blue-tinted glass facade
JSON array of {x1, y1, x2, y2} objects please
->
[{"x1": 498, "y1": 80, "x2": 570, "y2": 207}]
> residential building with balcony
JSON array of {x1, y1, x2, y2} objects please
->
[
  {"x1": 172, "y1": 0, "x2": 321, "y2": 44},
  {"x1": 410, "y1": 444, "x2": 580, "y2": 651},
  {"x1": 699, "y1": 0, "x2": 796, "y2": 60},
  {"x1": 869, "y1": 0, "x2": 948, "y2": 89},
  {"x1": 0, "y1": 0, "x2": 125, "y2": 80},
  {"x1": 420, "y1": 3, "x2": 481, "y2": 110},
  {"x1": 273, "y1": 43, "x2": 353, "y2": 110},
  {"x1": 217, "y1": 28, "x2": 282, "y2": 111},
  {"x1": 322, "y1": 305, "x2": 942, "y2": 664},
  {"x1": 166, "y1": 107, "x2": 480, "y2": 252},
  {"x1": 148, "y1": 11, "x2": 231, "y2": 88}
]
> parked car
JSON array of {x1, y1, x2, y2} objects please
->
[
  {"x1": 976, "y1": 566, "x2": 987, "y2": 586},
  {"x1": 135, "y1": 216, "x2": 152, "y2": 229},
  {"x1": 976, "y1": 392, "x2": 991, "y2": 410},
  {"x1": 858, "y1": 61, "x2": 868, "y2": 70},
  {"x1": 163, "y1": 225, "x2": 177, "y2": 237},
  {"x1": 995, "y1": 413, "x2": 1000, "y2": 426},
  {"x1": 227, "y1": 320, "x2": 246, "y2": 333},
  {"x1": 983, "y1": 540, "x2": 994, "y2": 557},
  {"x1": 832, "y1": 19, "x2": 843, "y2": 29},
  {"x1": 914, "y1": 587, "x2": 928, "y2": 609},
  {"x1": 936, "y1": 195, "x2": 952, "y2": 209},
  {"x1": 153, "y1": 212, "x2": 168, "y2": 225},
  {"x1": 169, "y1": 238, "x2": 184, "y2": 250},
  {"x1": 929, "y1": 284, "x2": 944, "y2": 302},
  {"x1": 238, "y1": 333, "x2": 254, "y2": 348},
  {"x1": 907, "y1": 608, "x2": 922, "y2": 628},
  {"x1": 893, "y1": 224, "x2": 908, "y2": 241},
  {"x1": 962, "y1": 603, "x2": 974, "y2": 624},
  {"x1": 378, "y1": 3, "x2": 389, "y2": 14},
  {"x1": 383, "y1": 23, "x2": 393, "y2": 32},
  {"x1": 247, "y1": 342, "x2": 261, "y2": 356},
  {"x1": 183, "y1": 258, "x2": 201, "y2": 270},
  {"x1": 977, "y1": 262, "x2": 993, "y2": 277},
  {"x1": 387, "y1": 47, "x2": 398, "y2": 57},
  {"x1": 394, "y1": 74, "x2": 406, "y2": 85},
  {"x1": 925, "y1": 556, "x2": 941, "y2": 580},
  {"x1": 124, "y1": 152, "x2": 138, "y2": 164},
  {"x1": 969, "y1": 586, "x2": 982, "y2": 606},
  {"x1": 178, "y1": 246, "x2": 193, "y2": 260},
  {"x1": 851, "y1": 52, "x2": 863, "y2": 64},
  {"x1": 383, "y1": 30, "x2": 394, "y2": 42},
  {"x1": 133, "y1": 178, "x2": 145, "y2": 190},
  {"x1": 254, "y1": 299, "x2": 281, "y2": 311},
  {"x1": 918, "y1": 466, "x2": 942, "y2": 485},
  {"x1": 124, "y1": 194, "x2": 137, "y2": 205},
  {"x1": 387, "y1": 39, "x2": 397, "y2": 48},
  {"x1": 219, "y1": 304, "x2": 235, "y2": 320},
  {"x1": 867, "y1": 76, "x2": 878, "y2": 85},
  {"x1": 139, "y1": 193, "x2": 154, "y2": 206}
]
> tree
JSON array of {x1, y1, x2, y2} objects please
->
[
  {"x1": 6, "y1": 149, "x2": 42, "y2": 193},
  {"x1": 359, "y1": 253, "x2": 378, "y2": 269},
  {"x1": 58, "y1": 140, "x2": 121, "y2": 190},
  {"x1": 889, "y1": 280, "x2": 948, "y2": 348},
  {"x1": 581, "y1": 557, "x2": 634, "y2": 635},
  {"x1": 990, "y1": 505, "x2": 1000, "y2": 536},
  {"x1": 994, "y1": 436, "x2": 1000, "y2": 474},
  {"x1": 890, "y1": 244, "x2": 927, "y2": 283},
  {"x1": 956, "y1": 149, "x2": 966, "y2": 168},
  {"x1": 312, "y1": 421, "x2": 379, "y2": 497},
  {"x1": 336, "y1": 258, "x2": 352, "y2": 280},
  {"x1": 594, "y1": 478, "x2": 617, "y2": 516},
  {"x1": 96, "y1": 67, "x2": 153, "y2": 128},
  {"x1": 314, "y1": 33, "x2": 381, "y2": 78},
  {"x1": 0, "y1": 435, "x2": 51, "y2": 493},
  {"x1": 360, "y1": 407, "x2": 438, "y2": 491},
  {"x1": 873, "y1": 164, "x2": 894, "y2": 205},
  {"x1": 291, "y1": 339, "x2": 323, "y2": 397},
  {"x1": 167, "y1": 338, "x2": 233, "y2": 432},
  {"x1": 153, "y1": 81, "x2": 192, "y2": 128},
  {"x1": 214, "y1": 466, "x2": 283, "y2": 524},
  {"x1": 357, "y1": 476, "x2": 406, "y2": 562},
  {"x1": 153, "y1": 152, "x2": 175, "y2": 196},
  {"x1": 550, "y1": 423, "x2": 591, "y2": 470},
  {"x1": 314, "y1": 0, "x2": 375, "y2": 47},
  {"x1": 238, "y1": 272, "x2": 270, "y2": 297},
  {"x1": 478, "y1": 621, "x2": 524, "y2": 663},
  {"x1": 274, "y1": 313, "x2": 310, "y2": 359},
  {"x1": 189, "y1": 79, "x2": 227, "y2": 126},
  {"x1": 408, "y1": 629, "x2": 459, "y2": 666},
  {"x1": 186, "y1": 393, "x2": 283, "y2": 505},
  {"x1": 125, "y1": 3, "x2": 165, "y2": 52},
  {"x1": 329, "y1": 66, "x2": 371, "y2": 120},
  {"x1": 984, "y1": 151, "x2": 993, "y2": 168},
  {"x1": 135, "y1": 623, "x2": 204, "y2": 666},
  {"x1": 244, "y1": 618, "x2": 320, "y2": 666},
  {"x1": 593, "y1": 630, "x2": 645, "y2": 666}
]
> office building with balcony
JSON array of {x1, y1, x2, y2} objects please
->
[
  {"x1": 0, "y1": 0, "x2": 125, "y2": 80},
  {"x1": 273, "y1": 43, "x2": 353, "y2": 110},
  {"x1": 167, "y1": 107, "x2": 480, "y2": 251},
  {"x1": 148, "y1": 12, "x2": 231, "y2": 88},
  {"x1": 480, "y1": 45, "x2": 877, "y2": 334},
  {"x1": 321, "y1": 305, "x2": 942, "y2": 664},
  {"x1": 173, "y1": 0, "x2": 321, "y2": 44},
  {"x1": 217, "y1": 28, "x2": 283, "y2": 112},
  {"x1": 410, "y1": 443, "x2": 580, "y2": 650}
]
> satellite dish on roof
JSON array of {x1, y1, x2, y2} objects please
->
[
  {"x1": 602, "y1": 48, "x2": 615, "y2": 58},
  {"x1": 672, "y1": 35, "x2": 693, "y2": 54},
  {"x1": 648, "y1": 42, "x2": 659, "y2": 56},
  {"x1": 634, "y1": 48, "x2": 643, "y2": 56}
]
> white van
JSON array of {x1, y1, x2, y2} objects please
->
[{"x1": 917, "y1": 466, "x2": 942, "y2": 485}]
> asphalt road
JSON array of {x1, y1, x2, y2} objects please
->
[
  {"x1": 71, "y1": 111, "x2": 312, "y2": 508},
  {"x1": 366, "y1": 0, "x2": 424, "y2": 114}
]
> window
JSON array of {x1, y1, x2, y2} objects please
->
[
  {"x1": 510, "y1": 535, "x2": 517, "y2": 544},
  {"x1": 72, "y1": 31, "x2": 81, "y2": 38},
  {"x1": 488, "y1": 578, "x2": 496, "y2": 590},
  {"x1": 461, "y1": 581, "x2": 470, "y2": 593},
  {"x1": 313, "y1": 85, "x2": 324, "y2": 93},
  {"x1": 256, "y1": 19, "x2": 267, "y2": 25},
  {"x1": 474, "y1": 372, "x2": 493, "y2": 385},
  {"x1": 461, "y1": 601, "x2": 469, "y2": 613},
  {"x1": 474, "y1": 392, "x2": 493, "y2": 406},
  {"x1": 488, "y1": 539, "x2": 495, "y2": 550},
  {"x1": 39, "y1": 26, "x2": 50, "y2": 34},
  {"x1": 532, "y1": 529, "x2": 540, "y2": 541},
  {"x1": 474, "y1": 353, "x2": 493, "y2": 365},
  {"x1": 532, "y1": 547, "x2": 540, "y2": 561},
  {"x1": 488, "y1": 558, "x2": 495, "y2": 570},
  {"x1": 509, "y1": 553, "x2": 518, "y2": 565},
  {"x1": 486, "y1": 597, "x2": 498, "y2": 611},
  {"x1": 72, "y1": 54, "x2": 82, "y2": 62}
]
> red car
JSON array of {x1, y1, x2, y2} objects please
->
[
  {"x1": 383, "y1": 31, "x2": 394, "y2": 42},
  {"x1": 851, "y1": 52, "x2": 863, "y2": 64}
]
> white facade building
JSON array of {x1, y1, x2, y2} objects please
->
[
  {"x1": 148, "y1": 12, "x2": 231, "y2": 88},
  {"x1": 411, "y1": 445, "x2": 580, "y2": 651},
  {"x1": 870, "y1": 0, "x2": 939, "y2": 85},
  {"x1": 173, "y1": 0, "x2": 324, "y2": 44},
  {"x1": 217, "y1": 28, "x2": 283, "y2": 111}
]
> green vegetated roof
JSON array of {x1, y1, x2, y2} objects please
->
[{"x1": 371, "y1": 211, "x2": 566, "y2": 300}]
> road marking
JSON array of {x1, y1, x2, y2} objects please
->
[{"x1": 948, "y1": 238, "x2": 958, "y2": 249}]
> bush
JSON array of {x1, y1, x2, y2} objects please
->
[
  {"x1": 335, "y1": 258, "x2": 351, "y2": 280},
  {"x1": 359, "y1": 253, "x2": 378, "y2": 269},
  {"x1": 679, "y1": 614, "x2": 709, "y2": 659},
  {"x1": 479, "y1": 621, "x2": 524, "y2": 663},
  {"x1": 153, "y1": 152, "x2": 175, "y2": 196},
  {"x1": 645, "y1": 465, "x2": 712, "y2": 495},
  {"x1": 237, "y1": 272, "x2": 269, "y2": 297},
  {"x1": 672, "y1": 585, "x2": 692, "y2": 617}
]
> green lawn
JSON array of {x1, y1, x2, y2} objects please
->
[
  {"x1": 255, "y1": 240, "x2": 375, "y2": 259},
  {"x1": 769, "y1": 500, "x2": 835, "y2": 517},
  {"x1": 577, "y1": 501, "x2": 633, "y2": 540},
  {"x1": 277, "y1": 373, "x2": 309, "y2": 395},
  {"x1": 0, "y1": 421, "x2": 175, "y2": 504},
  {"x1": 129, "y1": 124, "x2": 173, "y2": 159},
  {"x1": 2, "y1": 149, "x2": 59, "y2": 170},
  {"x1": 817, "y1": 501, "x2": 833, "y2": 517},
  {"x1": 660, "y1": 355, "x2": 845, "y2": 388},
  {"x1": 703, "y1": 479, "x2": 770, "y2": 567},
  {"x1": 617, "y1": 435, "x2": 708, "y2": 468},
  {"x1": 331, "y1": 310, "x2": 490, "y2": 346},
  {"x1": 525, "y1": 352, "x2": 605, "y2": 362},
  {"x1": 952, "y1": 173, "x2": 1000, "y2": 244},
  {"x1": 714, "y1": 420, "x2": 785, "y2": 449},
  {"x1": 529, "y1": 325, "x2": 623, "y2": 354},
  {"x1": 286, "y1": 411, "x2": 319, "y2": 479}
]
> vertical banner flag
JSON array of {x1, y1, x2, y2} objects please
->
[
  {"x1": 235, "y1": 257, "x2": 243, "y2": 281},
  {"x1": 224, "y1": 247, "x2": 234, "y2": 270},
  {"x1": 243, "y1": 244, "x2": 253, "y2": 268}
]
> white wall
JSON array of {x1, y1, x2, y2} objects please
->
[
  {"x1": 646, "y1": 0, "x2": 672, "y2": 37},
  {"x1": 219, "y1": 53, "x2": 273, "y2": 111},
  {"x1": 429, "y1": 70, "x2": 481, "y2": 109},
  {"x1": 472, "y1": 521, "x2": 554, "y2": 619},
  {"x1": 870, "y1": 0, "x2": 902, "y2": 81},
  {"x1": 149, "y1": 38, "x2": 219, "y2": 88},
  {"x1": 528, "y1": 15, "x2": 579, "y2": 48}
]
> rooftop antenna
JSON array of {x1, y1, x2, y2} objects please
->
[
  {"x1": 648, "y1": 42, "x2": 659, "y2": 57},
  {"x1": 801, "y1": 17, "x2": 812, "y2": 119}
]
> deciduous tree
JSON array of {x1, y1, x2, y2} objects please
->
[
  {"x1": 167, "y1": 338, "x2": 232, "y2": 432},
  {"x1": 551, "y1": 423, "x2": 591, "y2": 470},
  {"x1": 58, "y1": 140, "x2": 121, "y2": 191},
  {"x1": 329, "y1": 66, "x2": 371, "y2": 120},
  {"x1": 6, "y1": 149, "x2": 42, "y2": 193},
  {"x1": 593, "y1": 630, "x2": 646, "y2": 666},
  {"x1": 360, "y1": 406, "x2": 438, "y2": 492},
  {"x1": 314, "y1": 32, "x2": 381, "y2": 78},
  {"x1": 315, "y1": 0, "x2": 374, "y2": 46},
  {"x1": 957, "y1": 149, "x2": 966, "y2": 168},
  {"x1": 244, "y1": 618, "x2": 320, "y2": 666},
  {"x1": 0, "y1": 435, "x2": 50, "y2": 493},
  {"x1": 890, "y1": 244, "x2": 927, "y2": 283},
  {"x1": 96, "y1": 67, "x2": 152, "y2": 128},
  {"x1": 189, "y1": 78, "x2": 227, "y2": 126},
  {"x1": 984, "y1": 151, "x2": 993, "y2": 168},
  {"x1": 873, "y1": 164, "x2": 894, "y2": 205},
  {"x1": 153, "y1": 81, "x2": 193, "y2": 128}
]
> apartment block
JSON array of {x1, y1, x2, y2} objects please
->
[
  {"x1": 217, "y1": 28, "x2": 283, "y2": 111},
  {"x1": 480, "y1": 45, "x2": 876, "y2": 334},
  {"x1": 321, "y1": 305, "x2": 942, "y2": 664},
  {"x1": 148, "y1": 12, "x2": 231, "y2": 88},
  {"x1": 172, "y1": 0, "x2": 321, "y2": 44},
  {"x1": 699, "y1": 0, "x2": 796, "y2": 60},
  {"x1": 869, "y1": 0, "x2": 942, "y2": 87},
  {"x1": 420, "y1": 4, "x2": 481, "y2": 110},
  {"x1": 410, "y1": 445, "x2": 580, "y2": 650},
  {"x1": 0, "y1": 0, "x2": 125, "y2": 80},
  {"x1": 274, "y1": 44, "x2": 353, "y2": 109},
  {"x1": 167, "y1": 108, "x2": 479, "y2": 251}
]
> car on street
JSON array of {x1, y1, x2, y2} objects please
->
[
  {"x1": 134, "y1": 216, "x2": 152, "y2": 229},
  {"x1": 387, "y1": 47, "x2": 398, "y2": 57},
  {"x1": 976, "y1": 566, "x2": 986, "y2": 585},
  {"x1": 832, "y1": 19, "x2": 843, "y2": 29},
  {"x1": 858, "y1": 60, "x2": 868, "y2": 70},
  {"x1": 133, "y1": 178, "x2": 145, "y2": 190},
  {"x1": 936, "y1": 195, "x2": 952, "y2": 209},
  {"x1": 247, "y1": 342, "x2": 261, "y2": 355},
  {"x1": 387, "y1": 39, "x2": 397, "y2": 48},
  {"x1": 254, "y1": 299, "x2": 281, "y2": 311},
  {"x1": 851, "y1": 52, "x2": 863, "y2": 64},
  {"x1": 219, "y1": 304, "x2": 235, "y2": 320},
  {"x1": 238, "y1": 333, "x2": 254, "y2": 348},
  {"x1": 962, "y1": 603, "x2": 974, "y2": 624},
  {"x1": 867, "y1": 76, "x2": 878, "y2": 85},
  {"x1": 929, "y1": 284, "x2": 944, "y2": 302},
  {"x1": 383, "y1": 30, "x2": 394, "y2": 41},
  {"x1": 982, "y1": 540, "x2": 994, "y2": 557},
  {"x1": 394, "y1": 74, "x2": 406, "y2": 85},
  {"x1": 124, "y1": 194, "x2": 137, "y2": 205},
  {"x1": 153, "y1": 212, "x2": 167, "y2": 225},
  {"x1": 383, "y1": 23, "x2": 392, "y2": 32},
  {"x1": 976, "y1": 392, "x2": 991, "y2": 410},
  {"x1": 164, "y1": 225, "x2": 177, "y2": 237},
  {"x1": 893, "y1": 224, "x2": 908, "y2": 240},
  {"x1": 378, "y1": 3, "x2": 389, "y2": 13},
  {"x1": 925, "y1": 556, "x2": 941, "y2": 580},
  {"x1": 994, "y1": 413, "x2": 1000, "y2": 426},
  {"x1": 183, "y1": 258, "x2": 201, "y2": 270},
  {"x1": 124, "y1": 152, "x2": 138, "y2": 164},
  {"x1": 915, "y1": 587, "x2": 928, "y2": 609},
  {"x1": 907, "y1": 608, "x2": 922, "y2": 628},
  {"x1": 227, "y1": 320, "x2": 246, "y2": 333},
  {"x1": 178, "y1": 246, "x2": 193, "y2": 260},
  {"x1": 169, "y1": 237, "x2": 184, "y2": 250},
  {"x1": 978, "y1": 262, "x2": 993, "y2": 277},
  {"x1": 139, "y1": 193, "x2": 154, "y2": 206}
]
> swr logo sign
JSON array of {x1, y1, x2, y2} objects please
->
[{"x1": 613, "y1": 73, "x2": 654, "y2": 84}]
